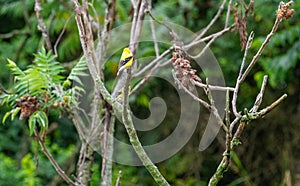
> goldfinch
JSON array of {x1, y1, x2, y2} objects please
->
[{"x1": 117, "y1": 48, "x2": 133, "y2": 75}]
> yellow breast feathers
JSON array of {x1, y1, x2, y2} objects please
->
[{"x1": 118, "y1": 48, "x2": 133, "y2": 75}]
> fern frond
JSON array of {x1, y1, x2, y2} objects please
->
[
  {"x1": 64, "y1": 56, "x2": 88, "y2": 86},
  {"x1": 2, "y1": 107, "x2": 21, "y2": 124},
  {"x1": 6, "y1": 59, "x2": 25, "y2": 80},
  {"x1": 28, "y1": 111, "x2": 48, "y2": 136},
  {"x1": 13, "y1": 68, "x2": 48, "y2": 97},
  {"x1": 25, "y1": 68, "x2": 49, "y2": 96},
  {"x1": 33, "y1": 48, "x2": 65, "y2": 83}
]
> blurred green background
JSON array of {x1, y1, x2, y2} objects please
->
[{"x1": 0, "y1": 0, "x2": 299, "y2": 185}]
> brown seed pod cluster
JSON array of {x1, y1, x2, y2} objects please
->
[
  {"x1": 16, "y1": 95, "x2": 40, "y2": 120},
  {"x1": 233, "y1": 1, "x2": 254, "y2": 51},
  {"x1": 277, "y1": 1, "x2": 294, "y2": 20},
  {"x1": 170, "y1": 50, "x2": 202, "y2": 91}
]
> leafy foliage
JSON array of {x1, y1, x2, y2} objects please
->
[
  {"x1": 0, "y1": 152, "x2": 41, "y2": 186},
  {"x1": 64, "y1": 56, "x2": 88, "y2": 87},
  {"x1": 28, "y1": 111, "x2": 48, "y2": 136},
  {"x1": 1, "y1": 47, "x2": 87, "y2": 135}
]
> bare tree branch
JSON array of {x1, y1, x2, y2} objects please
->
[
  {"x1": 172, "y1": 71, "x2": 211, "y2": 110},
  {"x1": 100, "y1": 107, "x2": 115, "y2": 186},
  {"x1": 54, "y1": 17, "x2": 71, "y2": 56},
  {"x1": 73, "y1": 0, "x2": 99, "y2": 79},
  {"x1": 147, "y1": 1, "x2": 160, "y2": 57},
  {"x1": 240, "y1": 16, "x2": 281, "y2": 82},
  {"x1": 34, "y1": 129, "x2": 75, "y2": 186},
  {"x1": 224, "y1": 0, "x2": 233, "y2": 28},
  {"x1": 0, "y1": 29, "x2": 29, "y2": 39},
  {"x1": 250, "y1": 75, "x2": 268, "y2": 112},
  {"x1": 115, "y1": 170, "x2": 122, "y2": 186},
  {"x1": 122, "y1": 68, "x2": 170, "y2": 186},
  {"x1": 208, "y1": 90, "x2": 232, "y2": 186},
  {"x1": 193, "y1": 80, "x2": 235, "y2": 92},
  {"x1": 192, "y1": 0, "x2": 227, "y2": 42},
  {"x1": 205, "y1": 78, "x2": 228, "y2": 133},
  {"x1": 184, "y1": 26, "x2": 233, "y2": 50},
  {"x1": 232, "y1": 31, "x2": 254, "y2": 117},
  {"x1": 34, "y1": 0, "x2": 52, "y2": 50},
  {"x1": 206, "y1": 2, "x2": 293, "y2": 185},
  {"x1": 133, "y1": 46, "x2": 173, "y2": 77}
]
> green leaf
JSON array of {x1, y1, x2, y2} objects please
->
[
  {"x1": 28, "y1": 115, "x2": 36, "y2": 136},
  {"x1": 28, "y1": 111, "x2": 48, "y2": 135},
  {"x1": 23, "y1": 68, "x2": 48, "y2": 96},
  {"x1": 6, "y1": 59, "x2": 25, "y2": 79},
  {"x1": 2, "y1": 112, "x2": 11, "y2": 124},
  {"x1": 33, "y1": 49, "x2": 65, "y2": 84},
  {"x1": 11, "y1": 107, "x2": 21, "y2": 121},
  {"x1": 65, "y1": 56, "x2": 88, "y2": 86},
  {"x1": 35, "y1": 111, "x2": 48, "y2": 130},
  {"x1": 2, "y1": 107, "x2": 21, "y2": 124}
]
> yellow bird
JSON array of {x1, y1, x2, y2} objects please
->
[{"x1": 117, "y1": 48, "x2": 133, "y2": 76}]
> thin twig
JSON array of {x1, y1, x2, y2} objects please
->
[
  {"x1": 184, "y1": 26, "x2": 233, "y2": 51},
  {"x1": 54, "y1": 17, "x2": 71, "y2": 56},
  {"x1": 229, "y1": 116, "x2": 241, "y2": 133},
  {"x1": 184, "y1": 26, "x2": 233, "y2": 50},
  {"x1": 234, "y1": 94, "x2": 287, "y2": 139},
  {"x1": 97, "y1": 0, "x2": 116, "y2": 70},
  {"x1": 240, "y1": 16, "x2": 281, "y2": 82},
  {"x1": 130, "y1": 67, "x2": 154, "y2": 95},
  {"x1": 206, "y1": 78, "x2": 228, "y2": 133},
  {"x1": 208, "y1": 90, "x2": 232, "y2": 186},
  {"x1": 192, "y1": 0, "x2": 226, "y2": 42},
  {"x1": 193, "y1": 80, "x2": 235, "y2": 92},
  {"x1": 250, "y1": 75, "x2": 268, "y2": 112},
  {"x1": 238, "y1": 31, "x2": 254, "y2": 79},
  {"x1": 188, "y1": 34, "x2": 216, "y2": 59},
  {"x1": 34, "y1": 129, "x2": 75, "y2": 186},
  {"x1": 34, "y1": 0, "x2": 52, "y2": 50},
  {"x1": 0, "y1": 29, "x2": 29, "y2": 39},
  {"x1": 130, "y1": 0, "x2": 143, "y2": 50},
  {"x1": 147, "y1": 2, "x2": 160, "y2": 57},
  {"x1": 225, "y1": 89, "x2": 231, "y2": 133},
  {"x1": 115, "y1": 170, "x2": 122, "y2": 186},
  {"x1": 256, "y1": 94, "x2": 287, "y2": 117},
  {"x1": 232, "y1": 32, "x2": 254, "y2": 117},
  {"x1": 232, "y1": 121, "x2": 246, "y2": 140},
  {"x1": 172, "y1": 71, "x2": 211, "y2": 110},
  {"x1": 225, "y1": 0, "x2": 233, "y2": 28},
  {"x1": 133, "y1": 46, "x2": 173, "y2": 77},
  {"x1": 72, "y1": 0, "x2": 99, "y2": 80},
  {"x1": 150, "y1": 19, "x2": 160, "y2": 57},
  {"x1": 22, "y1": 0, "x2": 31, "y2": 28}
]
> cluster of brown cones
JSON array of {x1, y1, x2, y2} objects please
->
[
  {"x1": 170, "y1": 50, "x2": 202, "y2": 91},
  {"x1": 16, "y1": 95, "x2": 40, "y2": 120},
  {"x1": 277, "y1": 1, "x2": 294, "y2": 20}
]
